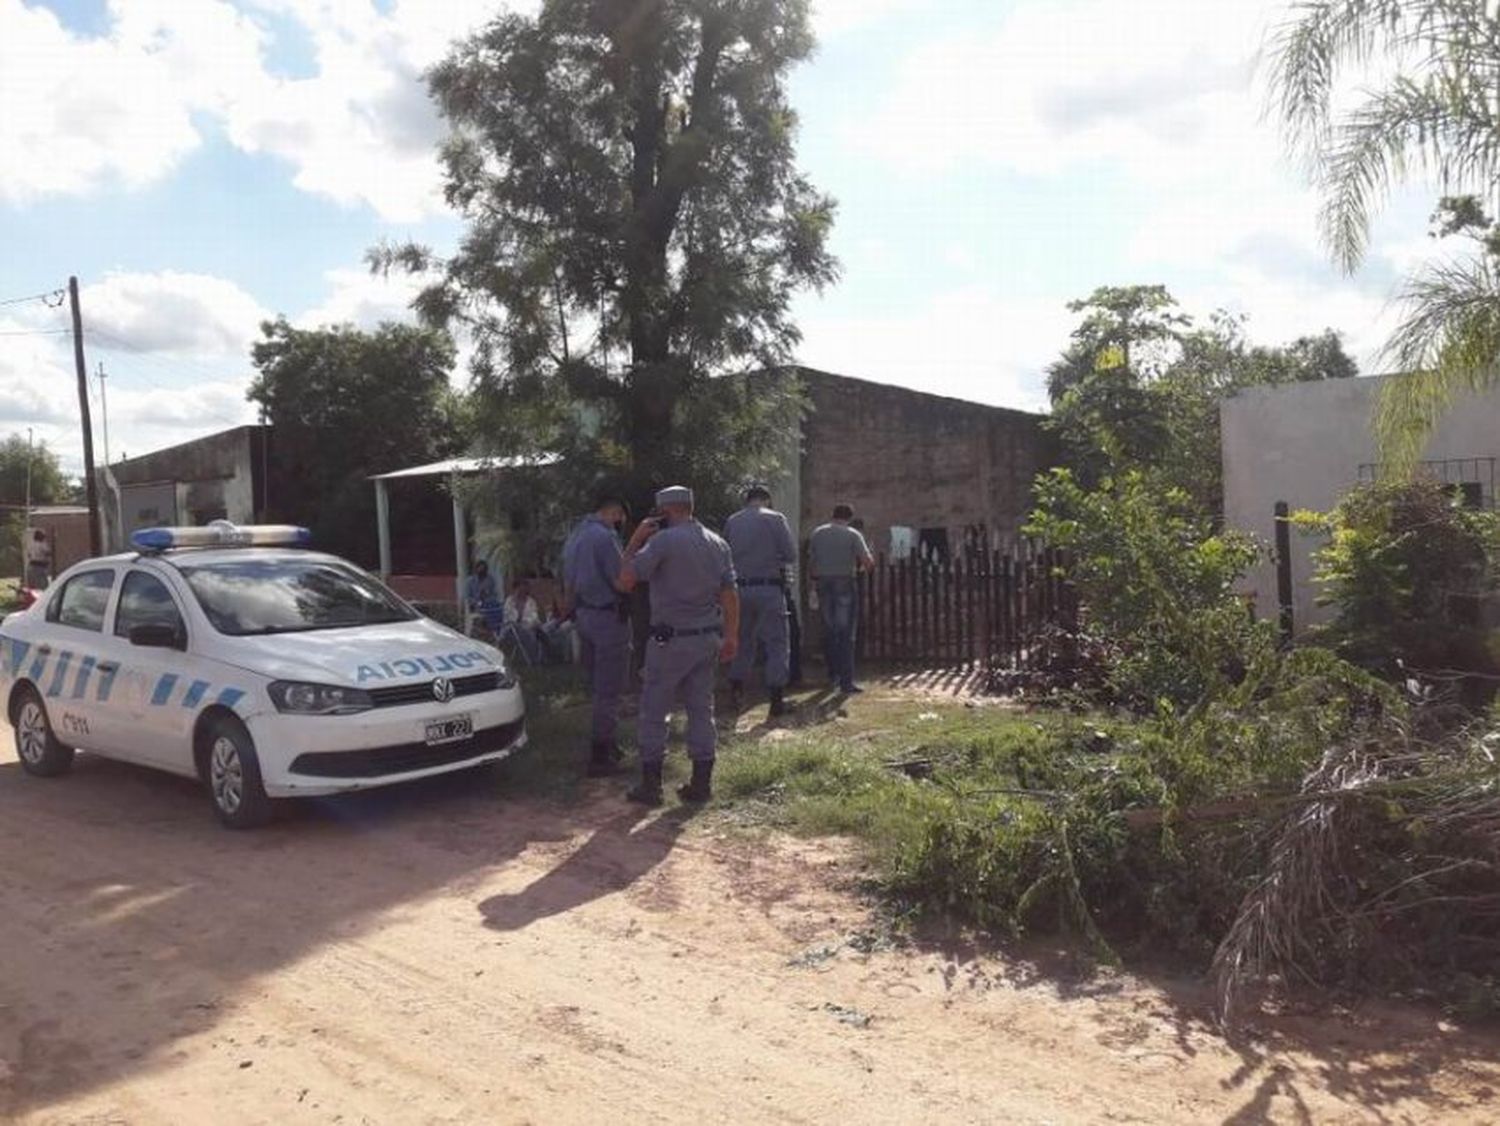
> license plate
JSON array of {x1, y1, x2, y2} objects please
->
[{"x1": 424, "y1": 715, "x2": 473, "y2": 745}]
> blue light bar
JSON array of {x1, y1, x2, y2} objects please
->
[{"x1": 130, "y1": 522, "x2": 312, "y2": 551}]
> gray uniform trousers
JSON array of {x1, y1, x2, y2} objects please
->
[
  {"x1": 729, "y1": 584, "x2": 790, "y2": 689},
  {"x1": 637, "y1": 632, "x2": 721, "y2": 766},
  {"x1": 575, "y1": 606, "x2": 631, "y2": 744}
]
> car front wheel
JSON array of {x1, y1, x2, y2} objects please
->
[
  {"x1": 203, "y1": 716, "x2": 273, "y2": 829},
  {"x1": 13, "y1": 687, "x2": 75, "y2": 777}
]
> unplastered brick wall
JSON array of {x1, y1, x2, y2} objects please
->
[{"x1": 796, "y1": 370, "x2": 1055, "y2": 562}]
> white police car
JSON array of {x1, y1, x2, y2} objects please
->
[{"x1": 1, "y1": 523, "x2": 526, "y2": 828}]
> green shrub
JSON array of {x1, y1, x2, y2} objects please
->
[
  {"x1": 1027, "y1": 468, "x2": 1276, "y2": 712},
  {"x1": 1296, "y1": 477, "x2": 1500, "y2": 700}
]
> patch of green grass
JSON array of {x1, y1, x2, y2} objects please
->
[{"x1": 493, "y1": 660, "x2": 1201, "y2": 960}]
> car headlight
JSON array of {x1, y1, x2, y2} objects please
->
[{"x1": 267, "y1": 681, "x2": 374, "y2": 715}]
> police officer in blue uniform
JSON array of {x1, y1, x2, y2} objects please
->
[
  {"x1": 618, "y1": 486, "x2": 740, "y2": 806},
  {"x1": 724, "y1": 484, "x2": 797, "y2": 717},
  {"x1": 562, "y1": 492, "x2": 631, "y2": 777}
]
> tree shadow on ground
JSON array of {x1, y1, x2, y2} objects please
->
[
  {"x1": 903, "y1": 921, "x2": 1500, "y2": 1123},
  {"x1": 0, "y1": 738, "x2": 621, "y2": 1119}
]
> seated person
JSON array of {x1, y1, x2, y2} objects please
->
[
  {"x1": 503, "y1": 578, "x2": 544, "y2": 662},
  {"x1": 464, "y1": 560, "x2": 502, "y2": 639},
  {"x1": 539, "y1": 603, "x2": 577, "y2": 664},
  {"x1": 465, "y1": 560, "x2": 500, "y2": 610}
]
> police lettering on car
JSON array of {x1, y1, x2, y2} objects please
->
[
  {"x1": 617, "y1": 486, "x2": 739, "y2": 806},
  {"x1": 0, "y1": 522, "x2": 526, "y2": 829},
  {"x1": 723, "y1": 484, "x2": 797, "y2": 718}
]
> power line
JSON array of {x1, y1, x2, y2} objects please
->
[
  {"x1": 0, "y1": 289, "x2": 66, "y2": 309},
  {"x1": 0, "y1": 328, "x2": 71, "y2": 337},
  {"x1": 84, "y1": 325, "x2": 255, "y2": 387},
  {"x1": 80, "y1": 347, "x2": 255, "y2": 435}
]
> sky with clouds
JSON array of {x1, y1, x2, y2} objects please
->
[{"x1": 0, "y1": 0, "x2": 1440, "y2": 474}]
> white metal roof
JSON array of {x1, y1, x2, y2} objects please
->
[{"x1": 369, "y1": 455, "x2": 560, "y2": 481}]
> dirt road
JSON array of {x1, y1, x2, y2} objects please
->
[{"x1": 2, "y1": 734, "x2": 1498, "y2": 1125}]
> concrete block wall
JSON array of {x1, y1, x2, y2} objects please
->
[{"x1": 796, "y1": 369, "x2": 1054, "y2": 562}]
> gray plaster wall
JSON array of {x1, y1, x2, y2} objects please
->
[
  {"x1": 1221, "y1": 376, "x2": 1500, "y2": 633},
  {"x1": 101, "y1": 426, "x2": 266, "y2": 550}
]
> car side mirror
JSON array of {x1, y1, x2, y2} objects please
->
[{"x1": 129, "y1": 623, "x2": 184, "y2": 650}]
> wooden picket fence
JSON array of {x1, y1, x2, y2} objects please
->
[{"x1": 851, "y1": 546, "x2": 1073, "y2": 669}]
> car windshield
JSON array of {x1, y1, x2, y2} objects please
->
[{"x1": 178, "y1": 558, "x2": 418, "y2": 636}]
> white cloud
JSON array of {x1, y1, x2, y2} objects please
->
[
  {"x1": 0, "y1": 0, "x2": 528, "y2": 219},
  {"x1": 0, "y1": 320, "x2": 78, "y2": 428},
  {"x1": 294, "y1": 266, "x2": 425, "y2": 330},
  {"x1": 0, "y1": 267, "x2": 269, "y2": 473},
  {"x1": 0, "y1": 0, "x2": 211, "y2": 203},
  {"x1": 108, "y1": 381, "x2": 258, "y2": 432},
  {"x1": 812, "y1": 0, "x2": 921, "y2": 36},
  {"x1": 830, "y1": 0, "x2": 1440, "y2": 390},
  {"x1": 82, "y1": 271, "x2": 271, "y2": 355},
  {"x1": 794, "y1": 286, "x2": 1068, "y2": 412},
  {"x1": 851, "y1": 0, "x2": 1282, "y2": 182}
]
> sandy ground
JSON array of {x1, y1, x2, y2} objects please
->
[{"x1": 2, "y1": 730, "x2": 1500, "y2": 1125}]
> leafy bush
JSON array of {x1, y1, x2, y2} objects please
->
[
  {"x1": 1027, "y1": 468, "x2": 1276, "y2": 713},
  {"x1": 1295, "y1": 478, "x2": 1500, "y2": 702}
]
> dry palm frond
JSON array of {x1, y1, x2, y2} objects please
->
[
  {"x1": 1212, "y1": 720, "x2": 1500, "y2": 1027},
  {"x1": 1210, "y1": 740, "x2": 1384, "y2": 1026}
]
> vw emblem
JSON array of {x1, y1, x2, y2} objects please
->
[{"x1": 431, "y1": 677, "x2": 455, "y2": 704}]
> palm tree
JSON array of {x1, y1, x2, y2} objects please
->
[{"x1": 1271, "y1": 1, "x2": 1500, "y2": 469}]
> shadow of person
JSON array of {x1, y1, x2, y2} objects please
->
[
  {"x1": 478, "y1": 804, "x2": 697, "y2": 932},
  {"x1": 0, "y1": 750, "x2": 574, "y2": 1119}
]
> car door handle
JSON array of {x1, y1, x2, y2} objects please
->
[
  {"x1": 36, "y1": 645, "x2": 52, "y2": 656},
  {"x1": 97, "y1": 661, "x2": 119, "y2": 674}
]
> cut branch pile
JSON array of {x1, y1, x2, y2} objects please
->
[{"x1": 1209, "y1": 725, "x2": 1500, "y2": 1026}]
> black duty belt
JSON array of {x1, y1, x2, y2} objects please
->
[
  {"x1": 575, "y1": 600, "x2": 617, "y2": 611},
  {"x1": 650, "y1": 624, "x2": 722, "y2": 643},
  {"x1": 737, "y1": 577, "x2": 786, "y2": 588}
]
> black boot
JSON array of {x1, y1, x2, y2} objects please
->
[
  {"x1": 586, "y1": 739, "x2": 622, "y2": 778},
  {"x1": 768, "y1": 686, "x2": 788, "y2": 719},
  {"x1": 677, "y1": 759, "x2": 714, "y2": 803},
  {"x1": 627, "y1": 762, "x2": 664, "y2": 806}
]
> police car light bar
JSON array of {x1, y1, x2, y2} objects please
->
[{"x1": 131, "y1": 521, "x2": 312, "y2": 552}]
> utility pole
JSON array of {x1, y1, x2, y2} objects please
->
[
  {"x1": 97, "y1": 361, "x2": 110, "y2": 467},
  {"x1": 68, "y1": 276, "x2": 101, "y2": 556},
  {"x1": 21, "y1": 426, "x2": 32, "y2": 580}
]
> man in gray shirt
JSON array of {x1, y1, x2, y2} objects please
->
[
  {"x1": 808, "y1": 503, "x2": 874, "y2": 694},
  {"x1": 723, "y1": 484, "x2": 797, "y2": 717},
  {"x1": 618, "y1": 485, "x2": 740, "y2": 806},
  {"x1": 562, "y1": 492, "x2": 631, "y2": 777}
]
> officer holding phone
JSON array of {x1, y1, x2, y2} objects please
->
[{"x1": 617, "y1": 486, "x2": 740, "y2": 806}]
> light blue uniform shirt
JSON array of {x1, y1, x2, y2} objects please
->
[
  {"x1": 629, "y1": 519, "x2": 736, "y2": 629},
  {"x1": 563, "y1": 515, "x2": 623, "y2": 609},
  {"x1": 724, "y1": 505, "x2": 796, "y2": 581}
]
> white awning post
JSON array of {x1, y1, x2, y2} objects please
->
[
  {"x1": 375, "y1": 478, "x2": 392, "y2": 579},
  {"x1": 452, "y1": 474, "x2": 467, "y2": 613}
]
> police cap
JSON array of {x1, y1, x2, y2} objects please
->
[{"x1": 655, "y1": 485, "x2": 694, "y2": 508}]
